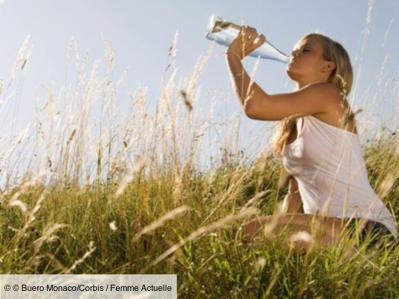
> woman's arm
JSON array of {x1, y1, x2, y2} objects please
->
[
  {"x1": 224, "y1": 25, "x2": 267, "y2": 114},
  {"x1": 226, "y1": 58, "x2": 339, "y2": 121},
  {"x1": 225, "y1": 52, "x2": 265, "y2": 114},
  {"x1": 226, "y1": 57, "x2": 339, "y2": 121},
  {"x1": 225, "y1": 28, "x2": 339, "y2": 121},
  {"x1": 282, "y1": 176, "x2": 304, "y2": 214},
  {"x1": 226, "y1": 26, "x2": 341, "y2": 120}
]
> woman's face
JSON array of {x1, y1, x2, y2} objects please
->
[{"x1": 286, "y1": 36, "x2": 334, "y2": 82}]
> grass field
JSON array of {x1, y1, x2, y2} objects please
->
[{"x1": 0, "y1": 26, "x2": 399, "y2": 299}]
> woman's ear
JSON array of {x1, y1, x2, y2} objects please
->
[{"x1": 321, "y1": 61, "x2": 336, "y2": 73}]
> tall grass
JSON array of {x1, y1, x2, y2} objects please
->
[{"x1": 0, "y1": 15, "x2": 399, "y2": 299}]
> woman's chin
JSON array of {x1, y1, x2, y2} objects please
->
[{"x1": 286, "y1": 68, "x2": 299, "y2": 81}]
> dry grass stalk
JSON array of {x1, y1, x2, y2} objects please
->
[
  {"x1": 132, "y1": 205, "x2": 191, "y2": 242},
  {"x1": 32, "y1": 223, "x2": 70, "y2": 254},
  {"x1": 144, "y1": 207, "x2": 258, "y2": 272},
  {"x1": 65, "y1": 241, "x2": 96, "y2": 274}
]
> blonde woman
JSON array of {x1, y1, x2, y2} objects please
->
[{"x1": 225, "y1": 26, "x2": 398, "y2": 251}]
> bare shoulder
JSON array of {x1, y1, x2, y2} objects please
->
[
  {"x1": 303, "y1": 82, "x2": 342, "y2": 100},
  {"x1": 307, "y1": 83, "x2": 358, "y2": 134},
  {"x1": 304, "y1": 82, "x2": 344, "y2": 112}
]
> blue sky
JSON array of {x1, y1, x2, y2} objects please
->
[{"x1": 0, "y1": 0, "x2": 398, "y2": 171}]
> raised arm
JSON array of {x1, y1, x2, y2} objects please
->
[
  {"x1": 225, "y1": 51, "x2": 265, "y2": 115},
  {"x1": 226, "y1": 54, "x2": 340, "y2": 121},
  {"x1": 225, "y1": 26, "x2": 340, "y2": 121},
  {"x1": 224, "y1": 25, "x2": 267, "y2": 115}
]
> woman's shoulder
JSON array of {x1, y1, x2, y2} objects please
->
[
  {"x1": 304, "y1": 82, "x2": 357, "y2": 134},
  {"x1": 301, "y1": 82, "x2": 344, "y2": 109},
  {"x1": 303, "y1": 82, "x2": 342, "y2": 97}
]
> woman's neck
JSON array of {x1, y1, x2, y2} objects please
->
[{"x1": 296, "y1": 79, "x2": 327, "y2": 90}]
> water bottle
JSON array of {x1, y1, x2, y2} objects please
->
[{"x1": 205, "y1": 15, "x2": 289, "y2": 64}]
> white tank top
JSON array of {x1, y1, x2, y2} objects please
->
[{"x1": 282, "y1": 115, "x2": 398, "y2": 239}]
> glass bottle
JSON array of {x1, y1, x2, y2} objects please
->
[{"x1": 205, "y1": 15, "x2": 289, "y2": 64}]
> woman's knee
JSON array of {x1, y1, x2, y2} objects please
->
[{"x1": 241, "y1": 216, "x2": 274, "y2": 239}]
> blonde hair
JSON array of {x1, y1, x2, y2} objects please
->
[{"x1": 272, "y1": 33, "x2": 354, "y2": 158}]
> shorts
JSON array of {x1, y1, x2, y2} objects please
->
[{"x1": 344, "y1": 217, "x2": 396, "y2": 248}]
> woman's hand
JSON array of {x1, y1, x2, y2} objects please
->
[{"x1": 226, "y1": 25, "x2": 266, "y2": 60}]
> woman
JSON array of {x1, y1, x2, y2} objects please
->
[{"x1": 225, "y1": 25, "x2": 398, "y2": 251}]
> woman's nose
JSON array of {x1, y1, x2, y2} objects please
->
[{"x1": 291, "y1": 48, "x2": 303, "y2": 58}]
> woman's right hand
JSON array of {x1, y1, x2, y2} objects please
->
[{"x1": 226, "y1": 25, "x2": 266, "y2": 60}]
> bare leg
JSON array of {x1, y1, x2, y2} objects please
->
[{"x1": 241, "y1": 213, "x2": 355, "y2": 253}]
